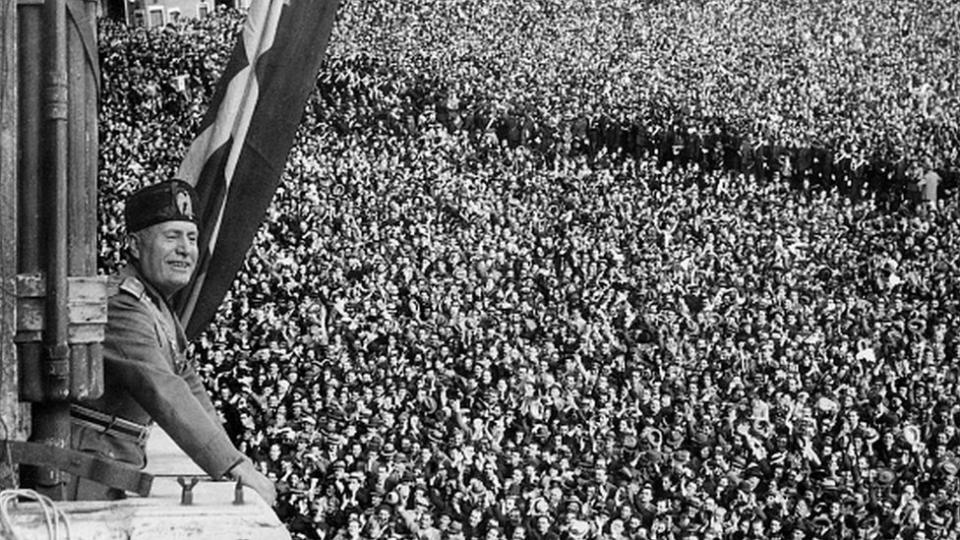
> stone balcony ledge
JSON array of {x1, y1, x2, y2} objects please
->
[{"x1": 7, "y1": 429, "x2": 290, "y2": 540}]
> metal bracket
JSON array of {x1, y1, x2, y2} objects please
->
[
  {"x1": 0, "y1": 440, "x2": 153, "y2": 497},
  {"x1": 177, "y1": 476, "x2": 199, "y2": 505},
  {"x1": 15, "y1": 273, "x2": 108, "y2": 345},
  {"x1": 233, "y1": 478, "x2": 244, "y2": 505}
]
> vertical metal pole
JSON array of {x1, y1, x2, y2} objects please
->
[
  {"x1": 29, "y1": 0, "x2": 72, "y2": 500},
  {"x1": 44, "y1": 0, "x2": 70, "y2": 394}
]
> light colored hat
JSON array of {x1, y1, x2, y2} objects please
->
[
  {"x1": 902, "y1": 425, "x2": 921, "y2": 446},
  {"x1": 568, "y1": 520, "x2": 590, "y2": 538},
  {"x1": 816, "y1": 396, "x2": 839, "y2": 413}
]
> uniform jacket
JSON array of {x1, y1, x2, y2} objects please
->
[{"x1": 71, "y1": 264, "x2": 243, "y2": 478}]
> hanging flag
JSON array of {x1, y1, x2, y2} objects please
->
[{"x1": 174, "y1": 0, "x2": 340, "y2": 340}]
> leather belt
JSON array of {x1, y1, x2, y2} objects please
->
[{"x1": 70, "y1": 404, "x2": 151, "y2": 444}]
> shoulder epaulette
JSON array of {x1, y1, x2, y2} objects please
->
[{"x1": 113, "y1": 274, "x2": 146, "y2": 299}]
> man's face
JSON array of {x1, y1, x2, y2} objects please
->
[{"x1": 131, "y1": 221, "x2": 198, "y2": 296}]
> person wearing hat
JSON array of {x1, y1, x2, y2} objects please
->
[
  {"x1": 563, "y1": 519, "x2": 590, "y2": 540},
  {"x1": 67, "y1": 180, "x2": 275, "y2": 505},
  {"x1": 443, "y1": 520, "x2": 465, "y2": 540}
]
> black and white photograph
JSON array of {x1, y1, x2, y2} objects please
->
[{"x1": 0, "y1": 0, "x2": 959, "y2": 538}]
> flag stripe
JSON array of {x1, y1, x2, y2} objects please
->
[{"x1": 174, "y1": 0, "x2": 340, "y2": 339}]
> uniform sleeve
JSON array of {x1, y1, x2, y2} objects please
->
[
  {"x1": 181, "y1": 360, "x2": 223, "y2": 428},
  {"x1": 104, "y1": 294, "x2": 244, "y2": 478}
]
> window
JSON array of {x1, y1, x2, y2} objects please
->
[
  {"x1": 146, "y1": 6, "x2": 164, "y2": 27},
  {"x1": 197, "y1": 2, "x2": 210, "y2": 18}
]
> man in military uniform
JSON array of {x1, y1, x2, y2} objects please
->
[{"x1": 68, "y1": 179, "x2": 276, "y2": 504}]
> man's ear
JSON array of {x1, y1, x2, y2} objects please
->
[{"x1": 127, "y1": 232, "x2": 142, "y2": 260}]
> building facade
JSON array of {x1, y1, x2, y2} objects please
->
[{"x1": 100, "y1": 0, "x2": 251, "y2": 27}]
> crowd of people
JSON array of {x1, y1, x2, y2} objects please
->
[
  {"x1": 97, "y1": 0, "x2": 960, "y2": 538},
  {"x1": 328, "y1": 0, "x2": 960, "y2": 173}
]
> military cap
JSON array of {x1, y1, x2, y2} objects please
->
[{"x1": 125, "y1": 179, "x2": 199, "y2": 233}]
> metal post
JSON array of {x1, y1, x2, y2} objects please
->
[
  {"x1": 45, "y1": 0, "x2": 70, "y2": 402},
  {"x1": 28, "y1": 0, "x2": 71, "y2": 500}
]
